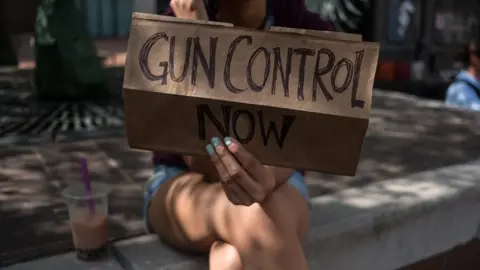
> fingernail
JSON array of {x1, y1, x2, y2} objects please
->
[
  {"x1": 205, "y1": 144, "x2": 215, "y2": 155},
  {"x1": 224, "y1": 137, "x2": 233, "y2": 146},
  {"x1": 211, "y1": 137, "x2": 221, "y2": 148}
]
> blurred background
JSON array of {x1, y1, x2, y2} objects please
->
[
  {"x1": 307, "y1": 0, "x2": 480, "y2": 100},
  {"x1": 1, "y1": 0, "x2": 479, "y2": 99},
  {"x1": 0, "y1": 0, "x2": 479, "y2": 140}
]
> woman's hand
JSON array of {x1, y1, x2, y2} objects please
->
[
  {"x1": 170, "y1": 0, "x2": 209, "y2": 21},
  {"x1": 206, "y1": 136, "x2": 294, "y2": 206}
]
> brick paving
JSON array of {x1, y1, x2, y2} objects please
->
[
  {"x1": 1, "y1": 90, "x2": 480, "y2": 266},
  {"x1": 0, "y1": 139, "x2": 147, "y2": 266}
]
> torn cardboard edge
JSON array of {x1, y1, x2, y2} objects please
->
[
  {"x1": 269, "y1": 26, "x2": 363, "y2": 42},
  {"x1": 132, "y1": 12, "x2": 234, "y2": 27},
  {"x1": 131, "y1": 13, "x2": 368, "y2": 45}
]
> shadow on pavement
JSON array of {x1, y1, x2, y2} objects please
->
[
  {"x1": 0, "y1": 142, "x2": 146, "y2": 267},
  {"x1": 307, "y1": 91, "x2": 480, "y2": 195},
  {"x1": 2, "y1": 85, "x2": 480, "y2": 266}
]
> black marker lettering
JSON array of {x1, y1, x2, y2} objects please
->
[
  {"x1": 293, "y1": 48, "x2": 315, "y2": 100},
  {"x1": 257, "y1": 111, "x2": 296, "y2": 148},
  {"x1": 312, "y1": 48, "x2": 335, "y2": 102},
  {"x1": 232, "y1": 110, "x2": 255, "y2": 144},
  {"x1": 191, "y1": 37, "x2": 218, "y2": 88},
  {"x1": 271, "y1": 47, "x2": 293, "y2": 97},
  {"x1": 224, "y1": 35, "x2": 252, "y2": 93},
  {"x1": 139, "y1": 32, "x2": 169, "y2": 84},
  {"x1": 246, "y1": 47, "x2": 271, "y2": 92},
  {"x1": 168, "y1": 36, "x2": 192, "y2": 82},
  {"x1": 196, "y1": 104, "x2": 231, "y2": 140},
  {"x1": 351, "y1": 50, "x2": 365, "y2": 108},
  {"x1": 331, "y1": 58, "x2": 353, "y2": 94}
]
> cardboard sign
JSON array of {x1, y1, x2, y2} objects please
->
[
  {"x1": 269, "y1": 26, "x2": 363, "y2": 42},
  {"x1": 123, "y1": 13, "x2": 379, "y2": 175}
]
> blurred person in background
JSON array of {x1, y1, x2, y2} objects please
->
[{"x1": 445, "y1": 38, "x2": 480, "y2": 111}]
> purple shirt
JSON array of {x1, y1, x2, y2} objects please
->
[{"x1": 153, "y1": 0, "x2": 333, "y2": 168}]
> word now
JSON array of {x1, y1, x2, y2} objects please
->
[
  {"x1": 139, "y1": 33, "x2": 366, "y2": 108},
  {"x1": 196, "y1": 104, "x2": 295, "y2": 148}
]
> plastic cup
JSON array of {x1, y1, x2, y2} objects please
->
[{"x1": 61, "y1": 182, "x2": 110, "y2": 261}]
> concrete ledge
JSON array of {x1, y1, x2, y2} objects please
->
[
  {"x1": 114, "y1": 159, "x2": 480, "y2": 270},
  {"x1": 305, "y1": 159, "x2": 480, "y2": 269},
  {"x1": 116, "y1": 236, "x2": 207, "y2": 269},
  {"x1": 6, "y1": 159, "x2": 480, "y2": 269},
  {"x1": 4, "y1": 252, "x2": 119, "y2": 270}
]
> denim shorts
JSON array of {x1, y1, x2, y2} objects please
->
[{"x1": 143, "y1": 165, "x2": 310, "y2": 233}]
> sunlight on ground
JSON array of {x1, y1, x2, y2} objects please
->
[{"x1": 311, "y1": 161, "x2": 480, "y2": 210}]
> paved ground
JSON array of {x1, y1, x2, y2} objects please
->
[
  {"x1": 2, "y1": 90, "x2": 480, "y2": 266},
  {"x1": 307, "y1": 91, "x2": 480, "y2": 194},
  {"x1": 0, "y1": 139, "x2": 149, "y2": 266}
]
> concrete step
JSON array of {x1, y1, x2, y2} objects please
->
[
  {"x1": 6, "y1": 158, "x2": 480, "y2": 270},
  {"x1": 4, "y1": 251, "x2": 120, "y2": 270}
]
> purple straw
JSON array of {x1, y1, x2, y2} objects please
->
[{"x1": 81, "y1": 158, "x2": 95, "y2": 213}]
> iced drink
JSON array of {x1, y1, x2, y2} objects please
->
[
  {"x1": 70, "y1": 210, "x2": 109, "y2": 260},
  {"x1": 62, "y1": 182, "x2": 110, "y2": 261}
]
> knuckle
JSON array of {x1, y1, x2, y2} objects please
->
[
  {"x1": 222, "y1": 173, "x2": 232, "y2": 183},
  {"x1": 209, "y1": 154, "x2": 219, "y2": 163},
  {"x1": 170, "y1": 0, "x2": 180, "y2": 7},
  {"x1": 176, "y1": 1, "x2": 185, "y2": 9},
  {"x1": 215, "y1": 146, "x2": 227, "y2": 157},
  {"x1": 229, "y1": 168, "x2": 241, "y2": 179},
  {"x1": 243, "y1": 159, "x2": 258, "y2": 172}
]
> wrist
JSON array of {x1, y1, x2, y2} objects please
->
[{"x1": 271, "y1": 168, "x2": 295, "y2": 187}]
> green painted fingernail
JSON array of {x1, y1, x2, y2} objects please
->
[
  {"x1": 205, "y1": 144, "x2": 215, "y2": 155},
  {"x1": 211, "y1": 137, "x2": 221, "y2": 147},
  {"x1": 224, "y1": 137, "x2": 233, "y2": 146}
]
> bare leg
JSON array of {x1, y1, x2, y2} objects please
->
[
  {"x1": 148, "y1": 173, "x2": 310, "y2": 270},
  {"x1": 209, "y1": 241, "x2": 242, "y2": 270}
]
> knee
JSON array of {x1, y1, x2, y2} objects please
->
[
  {"x1": 232, "y1": 199, "x2": 307, "y2": 269},
  {"x1": 215, "y1": 185, "x2": 310, "y2": 269},
  {"x1": 218, "y1": 182, "x2": 309, "y2": 250},
  {"x1": 209, "y1": 242, "x2": 242, "y2": 270}
]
